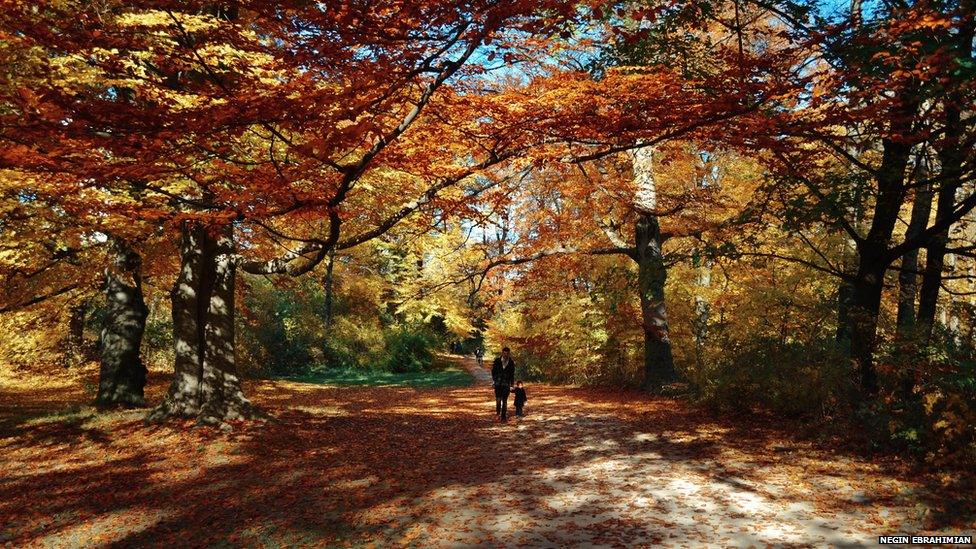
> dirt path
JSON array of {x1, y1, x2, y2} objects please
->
[
  {"x1": 0, "y1": 370, "x2": 949, "y2": 547},
  {"x1": 453, "y1": 353, "x2": 492, "y2": 385}
]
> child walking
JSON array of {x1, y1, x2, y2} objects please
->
[{"x1": 513, "y1": 381, "x2": 527, "y2": 418}]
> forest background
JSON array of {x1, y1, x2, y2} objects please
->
[{"x1": 1, "y1": 0, "x2": 974, "y2": 469}]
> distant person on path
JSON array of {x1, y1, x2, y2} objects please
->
[
  {"x1": 513, "y1": 381, "x2": 527, "y2": 418},
  {"x1": 491, "y1": 347, "x2": 516, "y2": 421},
  {"x1": 474, "y1": 346, "x2": 484, "y2": 367}
]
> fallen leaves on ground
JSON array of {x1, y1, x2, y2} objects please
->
[{"x1": 0, "y1": 360, "x2": 970, "y2": 548}]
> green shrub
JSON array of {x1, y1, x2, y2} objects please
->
[
  {"x1": 378, "y1": 326, "x2": 440, "y2": 373},
  {"x1": 238, "y1": 278, "x2": 327, "y2": 376},
  {"x1": 866, "y1": 332, "x2": 976, "y2": 465},
  {"x1": 695, "y1": 335, "x2": 851, "y2": 417},
  {"x1": 238, "y1": 277, "x2": 446, "y2": 377}
]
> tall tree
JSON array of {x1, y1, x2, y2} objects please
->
[
  {"x1": 750, "y1": 0, "x2": 976, "y2": 395},
  {"x1": 632, "y1": 146, "x2": 677, "y2": 388},
  {"x1": 896, "y1": 154, "x2": 934, "y2": 335},
  {"x1": 96, "y1": 239, "x2": 149, "y2": 407},
  {"x1": 916, "y1": 3, "x2": 976, "y2": 338},
  {"x1": 0, "y1": 0, "x2": 579, "y2": 423}
]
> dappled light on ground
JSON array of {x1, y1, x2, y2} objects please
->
[{"x1": 0, "y1": 363, "x2": 961, "y2": 547}]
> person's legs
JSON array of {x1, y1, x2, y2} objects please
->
[
  {"x1": 494, "y1": 384, "x2": 502, "y2": 416},
  {"x1": 500, "y1": 386, "x2": 510, "y2": 420}
]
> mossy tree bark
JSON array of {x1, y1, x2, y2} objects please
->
[
  {"x1": 635, "y1": 213, "x2": 677, "y2": 391},
  {"x1": 632, "y1": 147, "x2": 677, "y2": 391},
  {"x1": 96, "y1": 239, "x2": 148, "y2": 408}
]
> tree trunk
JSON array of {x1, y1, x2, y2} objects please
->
[
  {"x1": 917, "y1": 189, "x2": 957, "y2": 337},
  {"x1": 149, "y1": 221, "x2": 255, "y2": 424},
  {"x1": 632, "y1": 146, "x2": 676, "y2": 391},
  {"x1": 896, "y1": 179, "x2": 934, "y2": 334},
  {"x1": 63, "y1": 302, "x2": 88, "y2": 367},
  {"x1": 848, "y1": 261, "x2": 886, "y2": 395},
  {"x1": 968, "y1": 264, "x2": 976, "y2": 347},
  {"x1": 96, "y1": 240, "x2": 148, "y2": 408},
  {"x1": 916, "y1": 15, "x2": 973, "y2": 339},
  {"x1": 845, "y1": 125, "x2": 915, "y2": 396},
  {"x1": 323, "y1": 249, "x2": 336, "y2": 330},
  {"x1": 636, "y1": 213, "x2": 676, "y2": 390},
  {"x1": 836, "y1": 282, "x2": 855, "y2": 353},
  {"x1": 692, "y1": 253, "x2": 711, "y2": 373},
  {"x1": 691, "y1": 154, "x2": 713, "y2": 373}
]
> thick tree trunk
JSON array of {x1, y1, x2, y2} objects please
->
[
  {"x1": 149, "y1": 221, "x2": 255, "y2": 424},
  {"x1": 635, "y1": 213, "x2": 676, "y2": 390},
  {"x1": 896, "y1": 179, "x2": 934, "y2": 334},
  {"x1": 848, "y1": 261, "x2": 886, "y2": 396},
  {"x1": 96, "y1": 240, "x2": 148, "y2": 408},
  {"x1": 632, "y1": 146, "x2": 676, "y2": 391},
  {"x1": 164, "y1": 221, "x2": 208, "y2": 417},
  {"x1": 845, "y1": 127, "x2": 914, "y2": 396}
]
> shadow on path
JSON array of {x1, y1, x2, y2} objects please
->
[{"x1": 0, "y1": 378, "x2": 933, "y2": 547}]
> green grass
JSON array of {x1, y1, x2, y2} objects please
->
[{"x1": 280, "y1": 365, "x2": 474, "y2": 388}]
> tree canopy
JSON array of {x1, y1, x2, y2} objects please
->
[{"x1": 1, "y1": 0, "x2": 974, "y2": 466}]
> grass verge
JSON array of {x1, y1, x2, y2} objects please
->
[{"x1": 280, "y1": 364, "x2": 473, "y2": 388}]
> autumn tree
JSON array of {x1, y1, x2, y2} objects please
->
[
  {"x1": 0, "y1": 170, "x2": 103, "y2": 370},
  {"x1": 432, "y1": 0, "x2": 797, "y2": 390},
  {"x1": 750, "y1": 0, "x2": 976, "y2": 394},
  {"x1": 0, "y1": 0, "x2": 587, "y2": 423},
  {"x1": 0, "y1": 164, "x2": 169, "y2": 407},
  {"x1": 467, "y1": 142, "x2": 758, "y2": 388}
]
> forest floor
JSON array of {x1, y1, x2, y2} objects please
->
[{"x1": 0, "y1": 357, "x2": 972, "y2": 548}]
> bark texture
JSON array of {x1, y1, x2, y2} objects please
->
[
  {"x1": 149, "y1": 221, "x2": 254, "y2": 424},
  {"x1": 632, "y1": 147, "x2": 676, "y2": 391},
  {"x1": 896, "y1": 179, "x2": 934, "y2": 334},
  {"x1": 96, "y1": 240, "x2": 148, "y2": 408},
  {"x1": 845, "y1": 103, "x2": 916, "y2": 396},
  {"x1": 636, "y1": 214, "x2": 677, "y2": 390}
]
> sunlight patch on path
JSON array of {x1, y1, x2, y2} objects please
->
[
  {"x1": 397, "y1": 452, "x2": 887, "y2": 548},
  {"x1": 0, "y1": 380, "x2": 930, "y2": 548},
  {"x1": 33, "y1": 507, "x2": 174, "y2": 548},
  {"x1": 449, "y1": 354, "x2": 492, "y2": 385},
  {"x1": 366, "y1": 388, "x2": 920, "y2": 548}
]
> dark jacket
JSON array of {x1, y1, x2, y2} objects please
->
[
  {"x1": 514, "y1": 387, "x2": 527, "y2": 406},
  {"x1": 491, "y1": 356, "x2": 515, "y2": 386}
]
